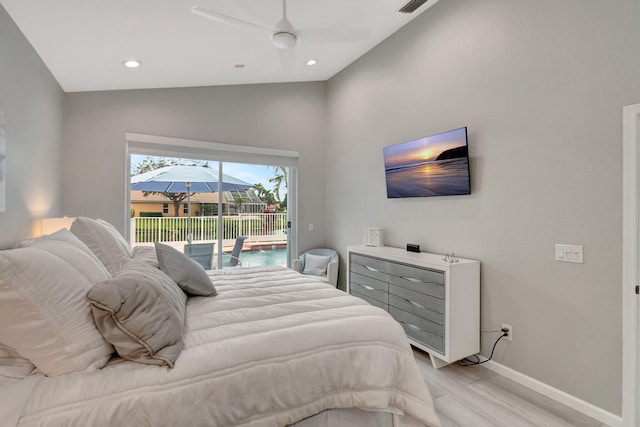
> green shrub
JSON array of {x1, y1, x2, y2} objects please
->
[{"x1": 140, "y1": 212, "x2": 164, "y2": 218}]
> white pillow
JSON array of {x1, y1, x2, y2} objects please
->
[
  {"x1": 302, "y1": 253, "x2": 332, "y2": 276},
  {"x1": 132, "y1": 245, "x2": 160, "y2": 268},
  {"x1": 0, "y1": 229, "x2": 114, "y2": 376},
  {"x1": 71, "y1": 217, "x2": 133, "y2": 276}
]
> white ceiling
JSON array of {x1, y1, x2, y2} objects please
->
[{"x1": 0, "y1": 0, "x2": 439, "y2": 93}]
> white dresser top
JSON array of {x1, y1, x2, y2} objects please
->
[{"x1": 347, "y1": 245, "x2": 479, "y2": 269}]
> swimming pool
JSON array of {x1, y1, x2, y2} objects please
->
[{"x1": 236, "y1": 248, "x2": 288, "y2": 268}]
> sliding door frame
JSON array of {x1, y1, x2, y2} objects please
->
[
  {"x1": 125, "y1": 132, "x2": 299, "y2": 265},
  {"x1": 622, "y1": 102, "x2": 640, "y2": 426}
]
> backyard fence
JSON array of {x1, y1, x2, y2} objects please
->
[{"x1": 130, "y1": 213, "x2": 287, "y2": 245}]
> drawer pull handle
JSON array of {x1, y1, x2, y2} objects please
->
[
  {"x1": 405, "y1": 322, "x2": 421, "y2": 331},
  {"x1": 402, "y1": 277, "x2": 440, "y2": 286},
  {"x1": 407, "y1": 299, "x2": 425, "y2": 309},
  {"x1": 399, "y1": 321, "x2": 440, "y2": 338},
  {"x1": 362, "y1": 285, "x2": 375, "y2": 291},
  {"x1": 364, "y1": 265, "x2": 380, "y2": 272}
]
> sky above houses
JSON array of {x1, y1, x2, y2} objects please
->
[{"x1": 383, "y1": 127, "x2": 467, "y2": 170}]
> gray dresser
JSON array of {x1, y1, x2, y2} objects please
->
[{"x1": 347, "y1": 245, "x2": 480, "y2": 369}]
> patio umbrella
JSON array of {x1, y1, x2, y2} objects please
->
[{"x1": 131, "y1": 164, "x2": 253, "y2": 243}]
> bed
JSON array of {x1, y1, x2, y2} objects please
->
[{"x1": 0, "y1": 218, "x2": 440, "y2": 427}]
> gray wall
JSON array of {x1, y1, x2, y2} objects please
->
[
  {"x1": 0, "y1": 5, "x2": 64, "y2": 248},
  {"x1": 63, "y1": 83, "x2": 327, "y2": 251},
  {"x1": 325, "y1": 0, "x2": 640, "y2": 414}
]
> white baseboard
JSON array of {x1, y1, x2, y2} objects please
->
[{"x1": 478, "y1": 358, "x2": 622, "y2": 427}]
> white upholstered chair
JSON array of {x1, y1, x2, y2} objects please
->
[{"x1": 292, "y1": 248, "x2": 339, "y2": 287}]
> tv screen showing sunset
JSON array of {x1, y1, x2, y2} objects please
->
[{"x1": 383, "y1": 127, "x2": 470, "y2": 198}]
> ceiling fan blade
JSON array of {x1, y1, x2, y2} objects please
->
[
  {"x1": 191, "y1": 6, "x2": 274, "y2": 34},
  {"x1": 296, "y1": 27, "x2": 371, "y2": 44}
]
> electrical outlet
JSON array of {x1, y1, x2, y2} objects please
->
[{"x1": 501, "y1": 323, "x2": 512, "y2": 341}]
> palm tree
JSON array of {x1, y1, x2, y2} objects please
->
[
  {"x1": 253, "y1": 183, "x2": 276, "y2": 206},
  {"x1": 268, "y1": 166, "x2": 288, "y2": 203},
  {"x1": 233, "y1": 195, "x2": 245, "y2": 214}
]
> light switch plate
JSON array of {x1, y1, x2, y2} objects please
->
[{"x1": 555, "y1": 244, "x2": 584, "y2": 263}]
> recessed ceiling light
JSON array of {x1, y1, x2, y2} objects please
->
[
  {"x1": 306, "y1": 59, "x2": 317, "y2": 66},
  {"x1": 234, "y1": 64, "x2": 245, "y2": 69},
  {"x1": 123, "y1": 60, "x2": 141, "y2": 68}
]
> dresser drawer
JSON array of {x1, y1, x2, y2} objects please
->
[
  {"x1": 352, "y1": 291, "x2": 388, "y2": 312},
  {"x1": 350, "y1": 272, "x2": 388, "y2": 293},
  {"x1": 399, "y1": 322, "x2": 445, "y2": 355},
  {"x1": 389, "y1": 284, "x2": 444, "y2": 315},
  {"x1": 350, "y1": 282, "x2": 388, "y2": 304},
  {"x1": 388, "y1": 294, "x2": 444, "y2": 326},
  {"x1": 390, "y1": 307, "x2": 444, "y2": 336},
  {"x1": 388, "y1": 275, "x2": 445, "y2": 300},
  {"x1": 350, "y1": 254, "x2": 391, "y2": 282},
  {"x1": 389, "y1": 262, "x2": 444, "y2": 284},
  {"x1": 390, "y1": 308, "x2": 445, "y2": 354},
  {"x1": 388, "y1": 263, "x2": 445, "y2": 296}
]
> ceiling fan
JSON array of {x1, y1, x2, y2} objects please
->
[{"x1": 191, "y1": 0, "x2": 369, "y2": 70}]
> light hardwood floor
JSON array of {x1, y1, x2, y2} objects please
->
[{"x1": 412, "y1": 349, "x2": 608, "y2": 427}]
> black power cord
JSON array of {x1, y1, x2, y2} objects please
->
[{"x1": 457, "y1": 328, "x2": 509, "y2": 367}]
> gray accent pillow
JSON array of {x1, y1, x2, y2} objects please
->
[
  {"x1": 155, "y1": 242, "x2": 217, "y2": 296},
  {"x1": 86, "y1": 260, "x2": 187, "y2": 367}
]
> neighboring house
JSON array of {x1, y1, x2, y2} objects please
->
[{"x1": 130, "y1": 190, "x2": 267, "y2": 217}]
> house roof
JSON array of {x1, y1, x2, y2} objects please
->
[{"x1": 131, "y1": 190, "x2": 219, "y2": 204}]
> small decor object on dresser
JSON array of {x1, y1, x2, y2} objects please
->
[
  {"x1": 363, "y1": 228, "x2": 383, "y2": 247},
  {"x1": 407, "y1": 243, "x2": 420, "y2": 253}
]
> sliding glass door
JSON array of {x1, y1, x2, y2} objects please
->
[
  {"x1": 212, "y1": 161, "x2": 291, "y2": 269},
  {"x1": 128, "y1": 153, "x2": 293, "y2": 269}
]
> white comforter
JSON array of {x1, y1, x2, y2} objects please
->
[{"x1": 12, "y1": 266, "x2": 440, "y2": 426}]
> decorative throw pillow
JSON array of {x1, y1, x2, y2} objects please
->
[
  {"x1": 302, "y1": 253, "x2": 332, "y2": 276},
  {"x1": 155, "y1": 243, "x2": 217, "y2": 296},
  {"x1": 133, "y1": 245, "x2": 160, "y2": 268},
  {"x1": 87, "y1": 261, "x2": 187, "y2": 367},
  {"x1": 0, "y1": 229, "x2": 114, "y2": 376},
  {"x1": 16, "y1": 226, "x2": 99, "y2": 253},
  {"x1": 70, "y1": 217, "x2": 133, "y2": 276}
]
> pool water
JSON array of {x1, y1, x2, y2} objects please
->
[{"x1": 237, "y1": 248, "x2": 288, "y2": 268}]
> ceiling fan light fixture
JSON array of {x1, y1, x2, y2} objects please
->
[{"x1": 272, "y1": 32, "x2": 297, "y2": 50}]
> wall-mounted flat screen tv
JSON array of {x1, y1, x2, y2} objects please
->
[{"x1": 383, "y1": 127, "x2": 470, "y2": 198}]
